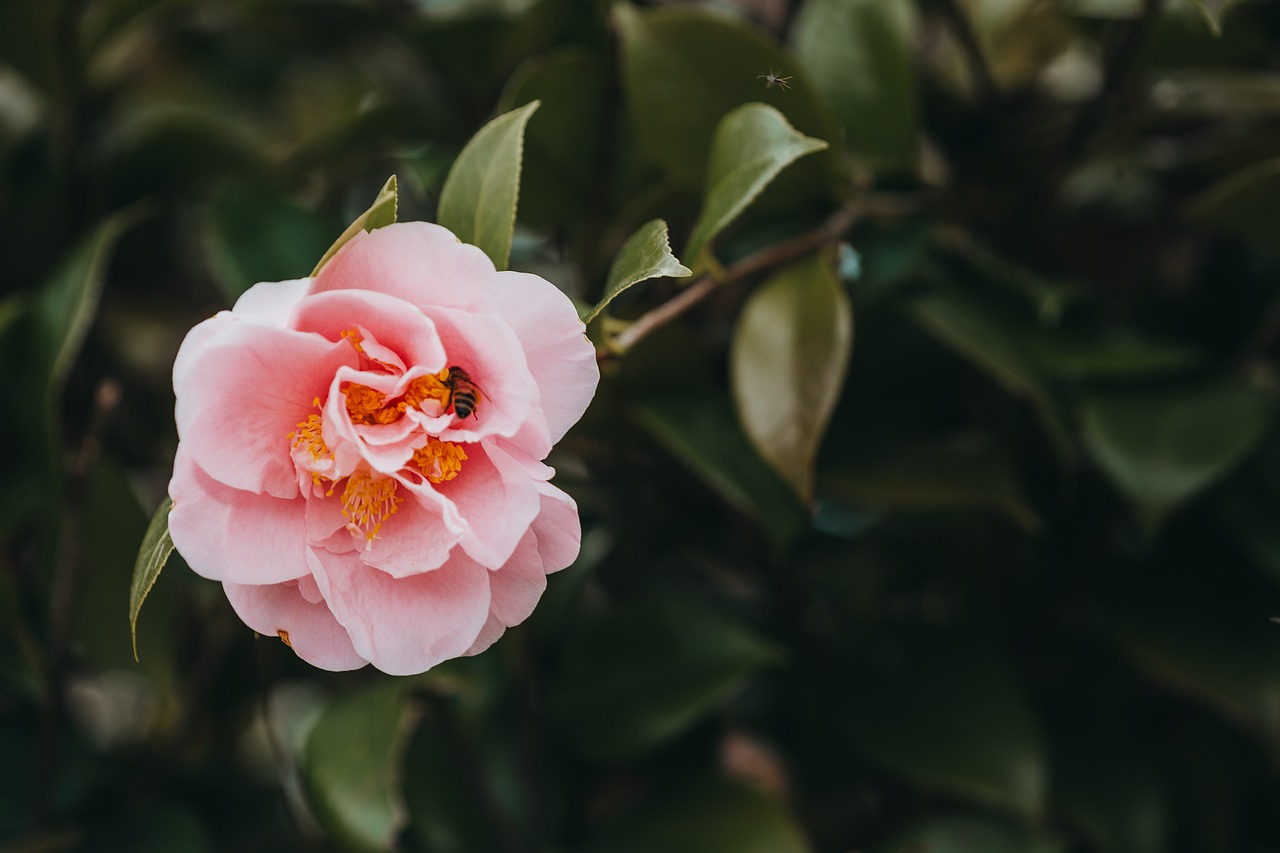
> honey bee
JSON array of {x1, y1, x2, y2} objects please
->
[{"x1": 445, "y1": 366, "x2": 483, "y2": 419}]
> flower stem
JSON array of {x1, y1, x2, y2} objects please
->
[{"x1": 604, "y1": 195, "x2": 916, "y2": 357}]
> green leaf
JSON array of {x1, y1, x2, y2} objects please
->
[
  {"x1": 684, "y1": 104, "x2": 828, "y2": 262},
  {"x1": 1185, "y1": 0, "x2": 1239, "y2": 35},
  {"x1": 1185, "y1": 157, "x2": 1280, "y2": 253},
  {"x1": 437, "y1": 101, "x2": 540, "y2": 271},
  {"x1": 792, "y1": 0, "x2": 918, "y2": 168},
  {"x1": 1115, "y1": 596, "x2": 1280, "y2": 749},
  {"x1": 614, "y1": 4, "x2": 834, "y2": 186},
  {"x1": 302, "y1": 680, "x2": 420, "y2": 853},
  {"x1": 129, "y1": 497, "x2": 173, "y2": 663},
  {"x1": 844, "y1": 628, "x2": 1047, "y2": 820},
  {"x1": 205, "y1": 181, "x2": 333, "y2": 302},
  {"x1": 1025, "y1": 330, "x2": 1199, "y2": 379},
  {"x1": 1215, "y1": 432, "x2": 1280, "y2": 585},
  {"x1": 907, "y1": 285, "x2": 1073, "y2": 461},
  {"x1": 311, "y1": 175, "x2": 398, "y2": 275},
  {"x1": 550, "y1": 596, "x2": 782, "y2": 760},
  {"x1": 730, "y1": 250, "x2": 852, "y2": 503},
  {"x1": 822, "y1": 434, "x2": 1041, "y2": 533},
  {"x1": 633, "y1": 395, "x2": 809, "y2": 548},
  {"x1": 33, "y1": 212, "x2": 136, "y2": 399},
  {"x1": 584, "y1": 776, "x2": 809, "y2": 853},
  {"x1": 585, "y1": 219, "x2": 691, "y2": 323},
  {"x1": 879, "y1": 815, "x2": 1065, "y2": 853},
  {"x1": 1078, "y1": 381, "x2": 1273, "y2": 535}
]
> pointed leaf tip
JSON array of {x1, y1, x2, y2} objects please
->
[
  {"x1": 587, "y1": 219, "x2": 692, "y2": 324},
  {"x1": 312, "y1": 175, "x2": 399, "y2": 275},
  {"x1": 438, "y1": 101, "x2": 541, "y2": 271},
  {"x1": 130, "y1": 497, "x2": 175, "y2": 662}
]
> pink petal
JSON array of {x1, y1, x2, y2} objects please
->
[
  {"x1": 168, "y1": 450, "x2": 312, "y2": 585},
  {"x1": 531, "y1": 480, "x2": 582, "y2": 574},
  {"x1": 175, "y1": 321, "x2": 357, "y2": 498},
  {"x1": 312, "y1": 222, "x2": 497, "y2": 314},
  {"x1": 289, "y1": 288, "x2": 446, "y2": 374},
  {"x1": 357, "y1": 477, "x2": 463, "y2": 578},
  {"x1": 489, "y1": 270, "x2": 599, "y2": 445},
  {"x1": 436, "y1": 440, "x2": 540, "y2": 569},
  {"x1": 233, "y1": 278, "x2": 313, "y2": 327},
  {"x1": 427, "y1": 307, "x2": 537, "y2": 447},
  {"x1": 309, "y1": 547, "x2": 491, "y2": 676},
  {"x1": 463, "y1": 530, "x2": 546, "y2": 656},
  {"x1": 223, "y1": 580, "x2": 367, "y2": 671}
]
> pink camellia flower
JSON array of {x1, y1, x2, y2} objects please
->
[{"x1": 167, "y1": 222, "x2": 598, "y2": 675}]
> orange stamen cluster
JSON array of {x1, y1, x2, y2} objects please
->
[
  {"x1": 341, "y1": 470, "x2": 402, "y2": 539},
  {"x1": 404, "y1": 370, "x2": 452, "y2": 411},
  {"x1": 289, "y1": 398, "x2": 334, "y2": 489},
  {"x1": 413, "y1": 437, "x2": 468, "y2": 484},
  {"x1": 344, "y1": 383, "x2": 406, "y2": 426},
  {"x1": 340, "y1": 327, "x2": 366, "y2": 353}
]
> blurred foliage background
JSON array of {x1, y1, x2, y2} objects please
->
[{"x1": 3, "y1": 0, "x2": 1280, "y2": 850}]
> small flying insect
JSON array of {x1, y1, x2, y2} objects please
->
[
  {"x1": 758, "y1": 70, "x2": 793, "y2": 90},
  {"x1": 445, "y1": 365, "x2": 483, "y2": 420}
]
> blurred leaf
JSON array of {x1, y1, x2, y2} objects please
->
[
  {"x1": 1115, "y1": 597, "x2": 1280, "y2": 750},
  {"x1": 587, "y1": 218, "x2": 691, "y2": 323},
  {"x1": 731, "y1": 250, "x2": 852, "y2": 503},
  {"x1": 822, "y1": 434, "x2": 1041, "y2": 533},
  {"x1": 634, "y1": 395, "x2": 809, "y2": 548},
  {"x1": 614, "y1": 4, "x2": 834, "y2": 186},
  {"x1": 584, "y1": 776, "x2": 809, "y2": 853},
  {"x1": 312, "y1": 175, "x2": 398, "y2": 276},
  {"x1": 878, "y1": 814, "x2": 1065, "y2": 853},
  {"x1": 1051, "y1": 715, "x2": 1167, "y2": 853},
  {"x1": 498, "y1": 49, "x2": 606, "y2": 230},
  {"x1": 933, "y1": 233, "x2": 1079, "y2": 324},
  {"x1": 907, "y1": 285, "x2": 1073, "y2": 460},
  {"x1": 684, "y1": 104, "x2": 828, "y2": 263},
  {"x1": 792, "y1": 0, "x2": 918, "y2": 168},
  {"x1": 128, "y1": 497, "x2": 173, "y2": 664},
  {"x1": 1215, "y1": 432, "x2": 1280, "y2": 585},
  {"x1": 1026, "y1": 330, "x2": 1199, "y2": 379},
  {"x1": 1185, "y1": 0, "x2": 1240, "y2": 35},
  {"x1": 550, "y1": 596, "x2": 782, "y2": 760},
  {"x1": 844, "y1": 628, "x2": 1047, "y2": 820},
  {"x1": 1185, "y1": 157, "x2": 1280, "y2": 253},
  {"x1": 204, "y1": 181, "x2": 332, "y2": 303},
  {"x1": 32, "y1": 212, "x2": 136, "y2": 403},
  {"x1": 1078, "y1": 380, "x2": 1273, "y2": 535},
  {"x1": 437, "y1": 101, "x2": 540, "y2": 271},
  {"x1": 401, "y1": 705, "x2": 504, "y2": 853},
  {"x1": 302, "y1": 680, "x2": 420, "y2": 853}
]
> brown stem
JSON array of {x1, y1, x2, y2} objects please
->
[{"x1": 605, "y1": 196, "x2": 914, "y2": 356}]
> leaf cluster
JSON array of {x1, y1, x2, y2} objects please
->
[{"x1": 3, "y1": 0, "x2": 1280, "y2": 851}]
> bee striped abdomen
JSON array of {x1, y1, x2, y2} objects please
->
[{"x1": 446, "y1": 366, "x2": 481, "y2": 419}]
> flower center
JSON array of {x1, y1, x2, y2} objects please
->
[
  {"x1": 341, "y1": 471, "x2": 402, "y2": 539},
  {"x1": 404, "y1": 370, "x2": 452, "y2": 411},
  {"x1": 344, "y1": 383, "x2": 406, "y2": 426},
  {"x1": 413, "y1": 437, "x2": 468, "y2": 484}
]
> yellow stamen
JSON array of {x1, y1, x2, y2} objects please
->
[
  {"x1": 404, "y1": 370, "x2": 452, "y2": 411},
  {"x1": 344, "y1": 382, "x2": 405, "y2": 426},
  {"x1": 413, "y1": 437, "x2": 467, "y2": 484},
  {"x1": 278, "y1": 630, "x2": 292, "y2": 647},
  {"x1": 341, "y1": 471, "x2": 402, "y2": 539}
]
